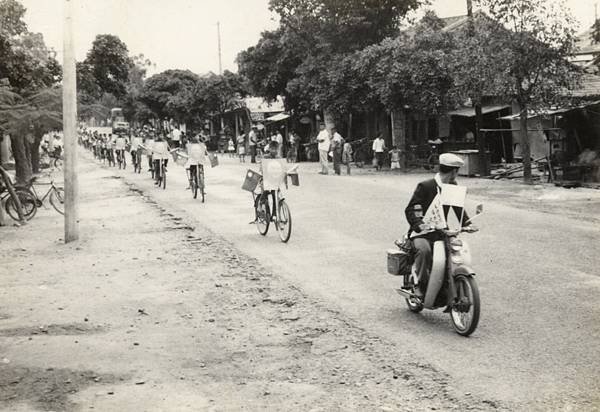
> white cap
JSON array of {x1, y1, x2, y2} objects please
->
[{"x1": 439, "y1": 153, "x2": 464, "y2": 168}]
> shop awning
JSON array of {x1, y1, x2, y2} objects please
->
[
  {"x1": 265, "y1": 113, "x2": 290, "y2": 122},
  {"x1": 447, "y1": 105, "x2": 510, "y2": 117}
]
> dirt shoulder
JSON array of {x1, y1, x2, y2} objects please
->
[{"x1": 0, "y1": 159, "x2": 505, "y2": 411}]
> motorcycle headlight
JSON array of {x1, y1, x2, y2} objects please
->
[{"x1": 451, "y1": 254, "x2": 464, "y2": 264}]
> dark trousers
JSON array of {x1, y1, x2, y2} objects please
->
[
  {"x1": 250, "y1": 145, "x2": 257, "y2": 163},
  {"x1": 413, "y1": 237, "x2": 432, "y2": 291},
  {"x1": 375, "y1": 152, "x2": 384, "y2": 170},
  {"x1": 333, "y1": 149, "x2": 342, "y2": 175}
]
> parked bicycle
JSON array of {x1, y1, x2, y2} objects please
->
[
  {"x1": 1, "y1": 182, "x2": 37, "y2": 221},
  {"x1": 21, "y1": 176, "x2": 65, "y2": 215}
]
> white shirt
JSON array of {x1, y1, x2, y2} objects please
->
[
  {"x1": 372, "y1": 138, "x2": 385, "y2": 153},
  {"x1": 152, "y1": 141, "x2": 169, "y2": 159},
  {"x1": 172, "y1": 128, "x2": 181, "y2": 142},
  {"x1": 317, "y1": 129, "x2": 330, "y2": 151},
  {"x1": 276, "y1": 133, "x2": 283, "y2": 145}
]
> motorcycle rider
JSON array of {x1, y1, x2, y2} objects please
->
[{"x1": 404, "y1": 153, "x2": 475, "y2": 298}]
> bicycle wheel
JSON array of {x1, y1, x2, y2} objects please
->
[
  {"x1": 254, "y1": 193, "x2": 270, "y2": 235},
  {"x1": 276, "y1": 199, "x2": 292, "y2": 243},
  {"x1": 49, "y1": 187, "x2": 65, "y2": 215},
  {"x1": 5, "y1": 190, "x2": 37, "y2": 221},
  {"x1": 199, "y1": 169, "x2": 205, "y2": 203},
  {"x1": 191, "y1": 171, "x2": 198, "y2": 199}
]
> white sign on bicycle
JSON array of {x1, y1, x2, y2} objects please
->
[
  {"x1": 188, "y1": 143, "x2": 208, "y2": 165},
  {"x1": 262, "y1": 159, "x2": 287, "y2": 190}
]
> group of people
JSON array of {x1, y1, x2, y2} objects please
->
[
  {"x1": 79, "y1": 127, "x2": 210, "y2": 188},
  {"x1": 233, "y1": 126, "x2": 300, "y2": 164},
  {"x1": 315, "y1": 124, "x2": 404, "y2": 175}
]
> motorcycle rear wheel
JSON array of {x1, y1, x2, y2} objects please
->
[{"x1": 450, "y1": 275, "x2": 480, "y2": 336}]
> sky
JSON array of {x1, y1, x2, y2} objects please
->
[{"x1": 18, "y1": 0, "x2": 600, "y2": 76}]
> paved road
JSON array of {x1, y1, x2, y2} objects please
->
[{"x1": 104, "y1": 153, "x2": 600, "y2": 410}]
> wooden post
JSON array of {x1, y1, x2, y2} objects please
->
[{"x1": 63, "y1": 0, "x2": 79, "y2": 242}]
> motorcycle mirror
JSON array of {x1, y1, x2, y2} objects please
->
[{"x1": 475, "y1": 204, "x2": 484, "y2": 215}]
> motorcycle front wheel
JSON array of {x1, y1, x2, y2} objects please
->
[{"x1": 450, "y1": 275, "x2": 480, "y2": 336}]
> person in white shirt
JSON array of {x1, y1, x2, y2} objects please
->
[
  {"x1": 171, "y1": 127, "x2": 182, "y2": 148},
  {"x1": 248, "y1": 127, "x2": 258, "y2": 163},
  {"x1": 372, "y1": 133, "x2": 386, "y2": 171},
  {"x1": 152, "y1": 134, "x2": 170, "y2": 185},
  {"x1": 316, "y1": 123, "x2": 331, "y2": 175}
]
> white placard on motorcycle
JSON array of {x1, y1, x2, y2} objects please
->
[
  {"x1": 422, "y1": 194, "x2": 447, "y2": 230},
  {"x1": 440, "y1": 184, "x2": 467, "y2": 207}
]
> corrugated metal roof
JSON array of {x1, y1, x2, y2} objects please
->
[
  {"x1": 447, "y1": 105, "x2": 510, "y2": 117},
  {"x1": 570, "y1": 74, "x2": 600, "y2": 98}
]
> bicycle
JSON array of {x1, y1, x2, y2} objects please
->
[
  {"x1": 188, "y1": 163, "x2": 205, "y2": 201},
  {"x1": 154, "y1": 158, "x2": 167, "y2": 189},
  {"x1": 116, "y1": 149, "x2": 127, "y2": 170},
  {"x1": 131, "y1": 148, "x2": 142, "y2": 173},
  {"x1": 21, "y1": 176, "x2": 65, "y2": 215},
  {"x1": 251, "y1": 170, "x2": 292, "y2": 243},
  {"x1": 1, "y1": 182, "x2": 37, "y2": 221}
]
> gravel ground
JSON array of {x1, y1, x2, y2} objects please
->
[{"x1": 0, "y1": 159, "x2": 505, "y2": 411}]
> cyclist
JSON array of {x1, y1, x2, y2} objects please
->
[
  {"x1": 152, "y1": 134, "x2": 170, "y2": 185},
  {"x1": 115, "y1": 133, "x2": 128, "y2": 168},
  {"x1": 130, "y1": 132, "x2": 143, "y2": 170},
  {"x1": 143, "y1": 132, "x2": 155, "y2": 173},
  {"x1": 258, "y1": 140, "x2": 285, "y2": 220},
  {"x1": 185, "y1": 134, "x2": 209, "y2": 190}
]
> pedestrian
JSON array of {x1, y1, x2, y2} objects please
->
[
  {"x1": 287, "y1": 131, "x2": 299, "y2": 163},
  {"x1": 237, "y1": 132, "x2": 246, "y2": 163},
  {"x1": 331, "y1": 127, "x2": 344, "y2": 175},
  {"x1": 249, "y1": 126, "x2": 258, "y2": 163},
  {"x1": 227, "y1": 137, "x2": 235, "y2": 158},
  {"x1": 372, "y1": 133, "x2": 386, "y2": 171},
  {"x1": 342, "y1": 140, "x2": 353, "y2": 175},
  {"x1": 316, "y1": 123, "x2": 330, "y2": 175},
  {"x1": 390, "y1": 145, "x2": 401, "y2": 170}
]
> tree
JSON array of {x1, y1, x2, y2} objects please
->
[
  {"x1": 200, "y1": 71, "x2": 248, "y2": 128},
  {"x1": 0, "y1": 86, "x2": 62, "y2": 181},
  {"x1": 0, "y1": 0, "x2": 61, "y2": 183},
  {"x1": 83, "y1": 34, "x2": 132, "y2": 100},
  {"x1": 239, "y1": 0, "x2": 425, "y2": 123},
  {"x1": 122, "y1": 54, "x2": 155, "y2": 124},
  {"x1": 476, "y1": 0, "x2": 580, "y2": 183},
  {"x1": 140, "y1": 69, "x2": 203, "y2": 126},
  {"x1": 591, "y1": 19, "x2": 600, "y2": 44}
]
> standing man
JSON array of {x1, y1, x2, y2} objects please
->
[
  {"x1": 316, "y1": 123, "x2": 331, "y2": 175},
  {"x1": 372, "y1": 133, "x2": 386, "y2": 171},
  {"x1": 249, "y1": 126, "x2": 258, "y2": 163},
  {"x1": 288, "y1": 131, "x2": 299, "y2": 163},
  {"x1": 331, "y1": 127, "x2": 344, "y2": 175}
]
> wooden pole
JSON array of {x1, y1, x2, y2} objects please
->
[{"x1": 63, "y1": 0, "x2": 79, "y2": 242}]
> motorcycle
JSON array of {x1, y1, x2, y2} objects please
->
[{"x1": 388, "y1": 204, "x2": 483, "y2": 336}]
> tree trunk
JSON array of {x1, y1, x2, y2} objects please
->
[
  {"x1": 10, "y1": 135, "x2": 32, "y2": 185},
  {"x1": 30, "y1": 134, "x2": 42, "y2": 174},
  {"x1": 323, "y1": 109, "x2": 336, "y2": 133},
  {"x1": 519, "y1": 106, "x2": 532, "y2": 184}
]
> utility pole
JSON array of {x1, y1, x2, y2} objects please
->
[
  {"x1": 466, "y1": 0, "x2": 488, "y2": 176},
  {"x1": 63, "y1": 0, "x2": 79, "y2": 242},
  {"x1": 217, "y1": 21, "x2": 222, "y2": 75}
]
